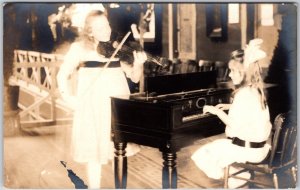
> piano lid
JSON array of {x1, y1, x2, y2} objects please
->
[{"x1": 144, "y1": 70, "x2": 217, "y2": 95}]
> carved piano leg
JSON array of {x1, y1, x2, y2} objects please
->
[
  {"x1": 162, "y1": 152, "x2": 177, "y2": 189},
  {"x1": 114, "y1": 142, "x2": 127, "y2": 189}
]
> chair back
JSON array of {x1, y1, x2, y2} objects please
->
[
  {"x1": 215, "y1": 61, "x2": 229, "y2": 82},
  {"x1": 269, "y1": 112, "x2": 297, "y2": 167},
  {"x1": 198, "y1": 60, "x2": 215, "y2": 72}
]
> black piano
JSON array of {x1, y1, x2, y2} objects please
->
[{"x1": 111, "y1": 70, "x2": 232, "y2": 188}]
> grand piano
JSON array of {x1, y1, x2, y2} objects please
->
[{"x1": 111, "y1": 70, "x2": 232, "y2": 188}]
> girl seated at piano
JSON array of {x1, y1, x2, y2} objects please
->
[
  {"x1": 191, "y1": 39, "x2": 272, "y2": 188},
  {"x1": 57, "y1": 9, "x2": 146, "y2": 189}
]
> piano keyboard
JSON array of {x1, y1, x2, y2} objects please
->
[{"x1": 182, "y1": 113, "x2": 211, "y2": 122}]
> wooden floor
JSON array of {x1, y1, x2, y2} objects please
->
[{"x1": 3, "y1": 124, "x2": 295, "y2": 189}]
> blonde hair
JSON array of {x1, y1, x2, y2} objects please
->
[
  {"x1": 230, "y1": 49, "x2": 267, "y2": 109},
  {"x1": 80, "y1": 10, "x2": 106, "y2": 50}
]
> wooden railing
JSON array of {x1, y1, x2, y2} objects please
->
[{"x1": 12, "y1": 50, "x2": 73, "y2": 127}]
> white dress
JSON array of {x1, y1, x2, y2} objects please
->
[
  {"x1": 191, "y1": 87, "x2": 272, "y2": 179},
  {"x1": 57, "y1": 42, "x2": 138, "y2": 164}
]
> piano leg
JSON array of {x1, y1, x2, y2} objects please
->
[
  {"x1": 114, "y1": 142, "x2": 127, "y2": 189},
  {"x1": 162, "y1": 152, "x2": 177, "y2": 189}
]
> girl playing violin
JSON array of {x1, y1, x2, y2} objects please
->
[
  {"x1": 57, "y1": 10, "x2": 146, "y2": 188},
  {"x1": 191, "y1": 39, "x2": 272, "y2": 188}
]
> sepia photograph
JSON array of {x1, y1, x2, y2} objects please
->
[{"x1": 3, "y1": 2, "x2": 297, "y2": 189}]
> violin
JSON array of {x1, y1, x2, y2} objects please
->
[{"x1": 97, "y1": 38, "x2": 162, "y2": 66}]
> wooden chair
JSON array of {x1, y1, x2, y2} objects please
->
[
  {"x1": 215, "y1": 61, "x2": 229, "y2": 82},
  {"x1": 224, "y1": 112, "x2": 297, "y2": 188},
  {"x1": 198, "y1": 60, "x2": 215, "y2": 72}
]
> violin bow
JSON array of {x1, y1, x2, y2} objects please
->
[{"x1": 76, "y1": 32, "x2": 132, "y2": 100}]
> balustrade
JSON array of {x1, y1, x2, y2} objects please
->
[{"x1": 12, "y1": 50, "x2": 72, "y2": 127}]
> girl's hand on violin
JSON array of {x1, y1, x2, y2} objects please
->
[
  {"x1": 131, "y1": 24, "x2": 139, "y2": 40},
  {"x1": 203, "y1": 105, "x2": 219, "y2": 115},
  {"x1": 133, "y1": 50, "x2": 147, "y2": 67}
]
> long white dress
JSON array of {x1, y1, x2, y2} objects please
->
[
  {"x1": 57, "y1": 42, "x2": 137, "y2": 164},
  {"x1": 191, "y1": 87, "x2": 272, "y2": 179}
]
